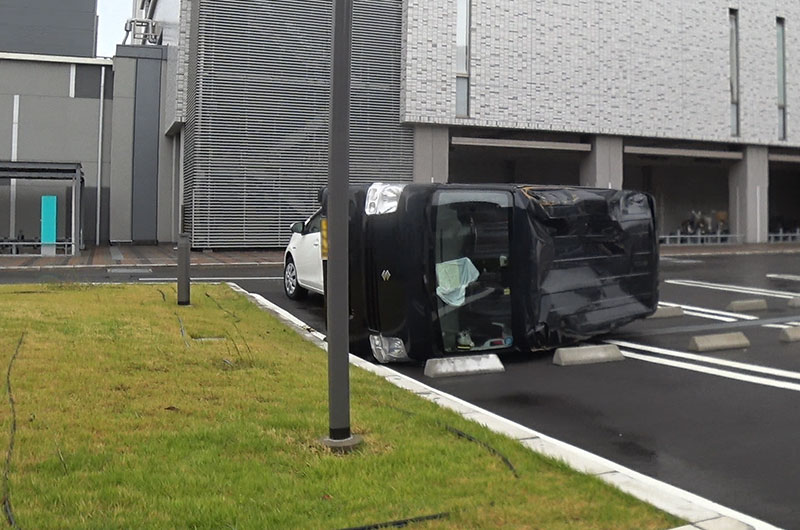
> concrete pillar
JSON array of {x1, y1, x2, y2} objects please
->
[
  {"x1": 728, "y1": 145, "x2": 768, "y2": 243},
  {"x1": 413, "y1": 124, "x2": 449, "y2": 183},
  {"x1": 109, "y1": 56, "x2": 136, "y2": 243},
  {"x1": 580, "y1": 135, "x2": 624, "y2": 189}
]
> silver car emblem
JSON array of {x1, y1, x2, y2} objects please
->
[{"x1": 381, "y1": 270, "x2": 391, "y2": 281}]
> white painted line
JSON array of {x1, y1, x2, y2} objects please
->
[
  {"x1": 767, "y1": 273, "x2": 800, "y2": 282},
  {"x1": 666, "y1": 279, "x2": 799, "y2": 299},
  {"x1": 621, "y1": 350, "x2": 800, "y2": 393},
  {"x1": 660, "y1": 257, "x2": 704, "y2": 264},
  {"x1": 609, "y1": 340, "x2": 800, "y2": 382},
  {"x1": 228, "y1": 282, "x2": 777, "y2": 530},
  {"x1": 659, "y1": 301, "x2": 758, "y2": 321},
  {"x1": 140, "y1": 276, "x2": 282, "y2": 282}
]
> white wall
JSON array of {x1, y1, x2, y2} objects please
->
[{"x1": 403, "y1": 0, "x2": 800, "y2": 148}]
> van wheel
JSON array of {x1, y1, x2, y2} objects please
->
[{"x1": 284, "y1": 257, "x2": 307, "y2": 300}]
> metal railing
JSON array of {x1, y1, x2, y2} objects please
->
[
  {"x1": 659, "y1": 232, "x2": 742, "y2": 245},
  {"x1": 0, "y1": 241, "x2": 73, "y2": 256},
  {"x1": 768, "y1": 229, "x2": 800, "y2": 243}
]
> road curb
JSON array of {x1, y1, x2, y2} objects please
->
[{"x1": 228, "y1": 282, "x2": 776, "y2": 530}]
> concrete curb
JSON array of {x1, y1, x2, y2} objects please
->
[
  {"x1": 779, "y1": 327, "x2": 800, "y2": 343},
  {"x1": 227, "y1": 282, "x2": 776, "y2": 530},
  {"x1": 726, "y1": 299, "x2": 768, "y2": 312},
  {"x1": 553, "y1": 344, "x2": 624, "y2": 366},
  {"x1": 688, "y1": 332, "x2": 750, "y2": 352},
  {"x1": 423, "y1": 354, "x2": 505, "y2": 378}
]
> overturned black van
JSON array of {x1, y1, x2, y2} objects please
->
[{"x1": 321, "y1": 183, "x2": 659, "y2": 363}]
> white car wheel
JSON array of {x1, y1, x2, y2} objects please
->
[{"x1": 284, "y1": 258, "x2": 307, "y2": 300}]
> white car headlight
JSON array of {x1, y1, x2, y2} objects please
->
[
  {"x1": 369, "y1": 334, "x2": 409, "y2": 363},
  {"x1": 365, "y1": 183, "x2": 406, "y2": 215}
]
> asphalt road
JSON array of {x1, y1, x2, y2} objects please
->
[{"x1": 4, "y1": 253, "x2": 800, "y2": 527}]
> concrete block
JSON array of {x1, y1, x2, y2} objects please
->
[
  {"x1": 553, "y1": 344, "x2": 624, "y2": 366},
  {"x1": 779, "y1": 326, "x2": 800, "y2": 343},
  {"x1": 688, "y1": 332, "x2": 750, "y2": 352},
  {"x1": 423, "y1": 354, "x2": 505, "y2": 378},
  {"x1": 725, "y1": 299, "x2": 768, "y2": 312},
  {"x1": 649, "y1": 306, "x2": 684, "y2": 319},
  {"x1": 788, "y1": 297, "x2": 800, "y2": 308}
]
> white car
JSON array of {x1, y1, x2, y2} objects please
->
[{"x1": 283, "y1": 209, "x2": 325, "y2": 299}]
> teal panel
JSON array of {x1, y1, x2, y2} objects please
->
[{"x1": 41, "y1": 195, "x2": 57, "y2": 244}]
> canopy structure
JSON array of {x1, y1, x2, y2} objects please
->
[{"x1": 0, "y1": 161, "x2": 84, "y2": 256}]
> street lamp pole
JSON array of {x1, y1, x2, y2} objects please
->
[{"x1": 323, "y1": 0, "x2": 362, "y2": 452}]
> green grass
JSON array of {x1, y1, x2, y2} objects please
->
[{"x1": 0, "y1": 283, "x2": 683, "y2": 529}]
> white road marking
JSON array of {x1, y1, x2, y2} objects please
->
[
  {"x1": 666, "y1": 279, "x2": 799, "y2": 299},
  {"x1": 659, "y1": 301, "x2": 758, "y2": 321},
  {"x1": 139, "y1": 276, "x2": 282, "y2": 282},
  {"x1": 767, "y1": 273, "x2": 800, "y2": 283},
  {"x1": 660, "y1": 257, "x2": 704, "y2": 264},
  {"x1": 682, "y1": 310, "x2": 737, "y2": 322},
  {"x1": 609, "y1": 340, "x2": 800, "y2": 382},
  {"x1": 621, "y1": 351, "x2": 800, "y2": 393}
]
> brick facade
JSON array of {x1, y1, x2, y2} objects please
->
[{"x1": 403, "y1": 0, "x2": 800, "y2": 147}]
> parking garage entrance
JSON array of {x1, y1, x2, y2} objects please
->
[
  {"x1": 768, "y1": 157, "x2": 800, "y2": 241},
  {"x1": 447, "y1": 130, "x2": 586, "y2": 186},
  {"x1": 624, "y1": 154, "x2": 733, "y2": 243}
]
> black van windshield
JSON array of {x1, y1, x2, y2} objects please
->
[{"x1": 432, "y1": 190, "x2": 514, "y2": 353}]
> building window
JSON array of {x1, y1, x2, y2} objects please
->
[
  {"x1": 456, "y1": 76, "x2": 470, "y2": 117},
  {"x1": 456, "y1": 0, "x2": 470, "y2": 117},
  {"x1": 729, "y1": 9, "x2": 740, "y2": 136},
  {"x1": 778, "y1": 17, "x2": 787, "y2": 140}
]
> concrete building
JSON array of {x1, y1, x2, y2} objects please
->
[
  {"x1": 0, "y1": 0, "x2": 111, "y2": 253},
  {"x1": 4, "y1": 0, "x2": 800, "y2": 251},
  {"x1": 0, "y1": 0, "x2": 98, "y2": 58},
  {"x1": 137, "y1": 0, "x2": 800, "y2": 247}
]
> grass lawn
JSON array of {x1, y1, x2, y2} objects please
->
[{"x1": 0, "y1": 283, "x2": 682, "y2": 529}]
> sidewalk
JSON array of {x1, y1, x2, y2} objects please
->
[
  {"x1": 1, "y1": 242, "x2": 799, "y2": 270},
  {"x1": 0, "y1": 244, "x2": 284, "y2": 268}
]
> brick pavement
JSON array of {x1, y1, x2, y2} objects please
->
[{"x1": 0, "y1": 244, "x2": 284, "y2": 268}]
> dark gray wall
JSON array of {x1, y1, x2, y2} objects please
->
[
  {"x1": 131, "y1": 58, "x2": 162, "y2": 243},
  {"x1": 0, "y1": 0, "x2": 97, "y2": 57},
  {"x1": 109, "y1": 46, "x2": 168, "y2": 244}
]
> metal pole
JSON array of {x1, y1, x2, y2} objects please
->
[
  {"x1": 322, "y1": 0, "x2": 361, "y2": 452},
  {"x1": 177, "y1": 233, "x2": 190, "y2": 305}
]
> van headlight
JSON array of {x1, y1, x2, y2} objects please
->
[
  {"x1": 365, "y1": 183, "x2": 406, "y2": 215},
  {"x1": 369, "y1": 334, "x2": 409, "y2": 363}
]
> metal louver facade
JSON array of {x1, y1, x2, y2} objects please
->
[{"x1": 184, "y1": 0, "x2": 414, "y2": 248}]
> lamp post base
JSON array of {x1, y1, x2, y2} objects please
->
[{"x1": 320, "y1": 434, "x2": 363, "y2": 454}]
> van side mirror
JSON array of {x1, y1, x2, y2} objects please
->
[{"x1": 290, "y1": 221, "x2": 304, "y2": 234}]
